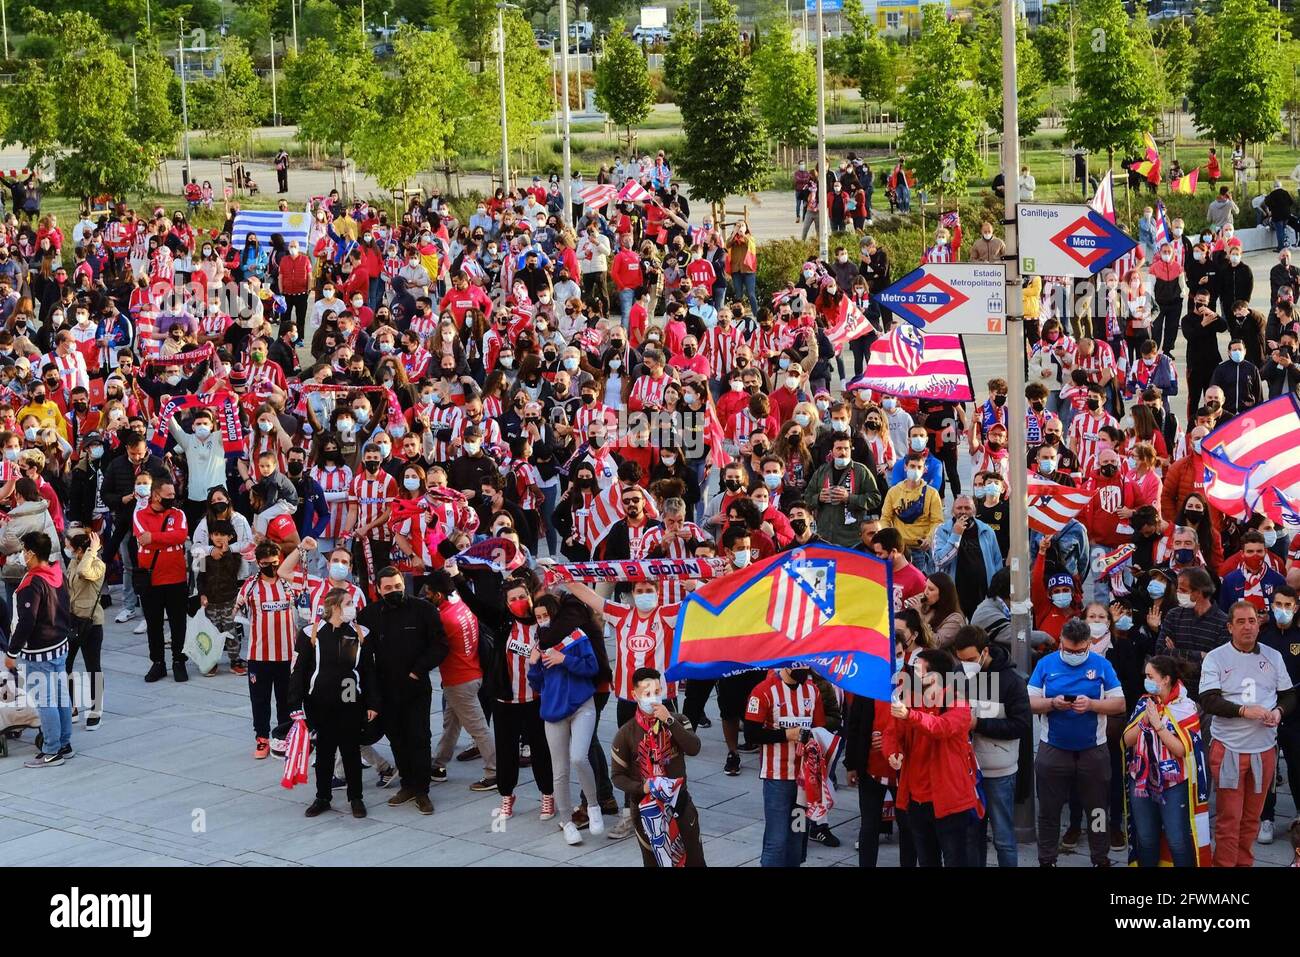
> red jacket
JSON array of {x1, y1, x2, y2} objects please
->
[
  {"x1": 278, "y1": 251, "x2": 312, "y2": 295},
  {"x1": 1031, "y1": 550, "x2": 1079, "y2": 642},
  {"x1": 437, "y1": 593, "x2": 482, "y2": 687},
  {"x1": 883, "y1": 703, "x2": 982, "y2": 819},
  {"x1": 134, "y1": 505, "x2": 189, "y2": 586},
  {"x1": 610, "y1": 249, "x2": 643, "y2": 292}
]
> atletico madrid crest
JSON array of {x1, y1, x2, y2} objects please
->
[{"x1": 766, "y1": 555, "x2": 836, "y2": 639}]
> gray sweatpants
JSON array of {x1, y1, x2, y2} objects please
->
[
  {"x1": 433, "y1": 678, "x2": 496, "y2": 774},
  {"x1": 544, "y1": 697, "x2": 598, "y2": 826},
  {"x1": 1035, "y1": 742, "x2": 1112, "y2": 865}
]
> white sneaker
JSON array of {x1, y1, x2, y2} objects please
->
[
  {"x1": 561, "y1": 821, "x2": 583, "y2": 846},
  {"x1": 587, "y1": 806, "x2": 605, "y2": 836},
  {"x1": 114, "y1": 608, "x2": 136, "y2": 624},
  {"x1": 1258, "y1": 820, "x2": 1275, "y2": 845},
  {"x1": 133, "y1": 621, "x2": 147, "y2": 635}
]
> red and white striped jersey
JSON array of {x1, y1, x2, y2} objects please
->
[
  {"x1": 483, "y1": 395, "x2": 502, "y2": 420},
  {"x1": 349, "y1": 470, "x2": 397, "y2": 542},
  {"x1": 425, "y1": 404, "x2": 462, "y2": 463},
  {"x1": 251, "y1": 429, "x2": 286, "y2": 473},
  {"x1": 1075, "y1": 341, "x2": 1117, "y2": 383},
  {"x1": 746, "y1": 672, "x2": 825, "y2": 781},
  {"x1": 922, "y1": 244, "x2": 954, "y2": 264},
  {"x1": 448, "y1": 416, "x2": 502, "y2": 457},
  {"x1": 310, "y1": 464, "x2": 353, "y2": 538},
  {"x1": 1068, "y1": 409, "x2": 1119, "y2": 476},
  {"x1": 702, "y1": 325, "x2": 743, "y2": 379},
  {"x1": 200, "y1": 312, "x2": 232, "y2": 341},
  {"x1": 246, "y1": 360, "x2": 287, "y2": 392},
  {"x1": 727, "y1": 407, "x2": 763, "y2": 443},
  {"x1": 150, "y1": 247, "x2": 175, "y2": 283},
  {"x1": 286, "y1": 567, "x2": 367, "y2": 623},
  {"x1": 501, "y1": 621, "x2": 538, "y2": 704},
  {"x1": 44, "y1": 350, "x2": 89, "y2": 393},
  {"x1": 866, "y1": 433, "x2": 896, "y2": 473},
  {"x1": 236, "y1": 575, "x2": 302, "y2": 662},
  {"x1": 401, "y1": 346, "x2": 431, "y2": 381},
  {"x1": 129, "y1": 227, "x2": 151, "y2": 263},
  {"x1": 409, "y1": 310, "x2": 439, "y2": 341},
  {"x1": 628, "y1": 372, "x2": 670, "y2": 411},
  {"x1": 602, "y1": 599, "x2": 679, "y2": 700},
  {"x1": 635, "y1": 523, "x2": 708, "y2": 604},
  {"x1": 748, "y1": 326, "x2": 791, "y2": 361},
  {"x1": 574, "y1": 402, "x2": 617, "y2": 439}
]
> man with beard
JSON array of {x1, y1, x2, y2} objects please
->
[{"x1": 358, "y1": 566, "x2": 448, "y2": 815}]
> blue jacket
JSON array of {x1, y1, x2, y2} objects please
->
[
  {"x1": 889, "y1": 453, "x2": 944, "y2": 492},
  {"x1": 294, "y1": 475, "x2": 330, "y2": 540},
  {"x1": 1029, "y1": 519, "x2": 1090, "y2": 587},
  {"x1": 527, "y1": 632, "x2": 598, "y2": 722},
  {"x1": 1218, "y1": 565, "x2": 1286, "y2": 612},
  {"x1": 932, "y1": 517, "x2": 1003, "y2": 584}
]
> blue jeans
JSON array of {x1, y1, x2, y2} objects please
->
[
  {"x1": 1274, "y1": 217, "x2": 1291, "y2": 252},
  {"x1": 732, "y1": 272, "x2": 758, "y2": 316},
  {"x1": 618, "y1": 287, "x2": 636, "y2": 321},
  {"x1": 25, "y1": 655, "x2": 73, "y2": 753},
  {"x1": 1128, "y1": 781, "x2": 1195, "y2": 867},
  {"x1": 910, "y1": 547, "x2": 934, "y2": 576},
  {"x1": 540, "y1": 483, "x2": 560, "y2": 556},
  {"x1": 712, "y1": 284, "x2": 727, "y2": 311},
  {"x1": 970, "y1": 773, "x2": 1018, "y2": 867},
  {"x1": 761, "y1": 778, "x2": 806, "y2": 867}
]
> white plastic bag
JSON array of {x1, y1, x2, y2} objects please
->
[{"x1": 182, "y1": 608, "x2": 231, "y2": 675}]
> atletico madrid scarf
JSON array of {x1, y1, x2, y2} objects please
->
[
  {"x1": 542, "y1": 557, "x2": 730, "y2": 586},
  {"x1": 280, "y1": 711, "x2": 311, "y2": 789},
  {"x1": 150, "y1": 394, "x2": 244, "y2": 456},
  {"x1": 140, "y1": 342, "x2": 215, "y2": 370},
  {"x1": 633, "y1": 708, "x2": 686, "y2": 869}
]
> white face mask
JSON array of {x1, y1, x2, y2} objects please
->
[
  {"x1": 1088, "y1": 621, "x2": 1110, "y2": 639},
  {"x1": 633, "y1": 592, "x2": 657, "y2": 613},
  {"x1": 341, "y1": 605, "x2": 356, "y2": 623},
  {"x1": 637, "y1": 694, "x2": 662, "y2": 714},
  {"x1": 732, "y1": 549, "x2": 752, "y2": 568},
  {"x1": 1177, "y1": 592, "x2": 1194, "y2": 608}
]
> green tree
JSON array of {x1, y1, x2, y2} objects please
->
[
  {"x1": 1155, "y1": 18, "x2": 1193, "y2": 107},
  {"x1": 1065, "y1": 0, "x2": 1159, "y2": 172},
  {"x1": 190, "y1": 36, "x2": 268, "y2": 159},
  {"x1": 299, "y1": 0, "x2": 343, "y2": 43},
  {"x1": 453, "y1": 0, "x2": 497, "y2": 61},
  {"x1": 2, "y1": 12, "x2": 158, "y2": 199},
  {"x1": 752, "y1": 20, "x2": 815, "y2": 149},
  {"x1": 673, "y1": 0, "x2": 769, "y2": 217},
  {"x1": 231, "y1": 0, "x2": 274, "y2": 46},
  {"x1": 662, "y1": 4, "x2": 698, "y2": 97},
  {"x1": 585, "y1": 0, "x2": 632, "y2": 33},
  {"x1": 352, "y1": 27, "x2": 465, "y2": 190},
  {"x1": 897, "y1": 5, "x2": 982, "y2": 201},
  {"x1": 594, "y1": 18, "x2": 654, "y2": 151},
  {"x1": 284, "y1": 31, "x2": 380, "y2": 160},
  {"x1": 1188, "y1": 0, "x2": 1286, "y2": 153},
  {"x1": 841, "y1": 2, "x2": 895, "y2": 109},
  {"x1": 131, "y1": 41, "x2": 183, "y2": 178},
  {"x1": 972, "y1": 7, "x2": 1045, "y2": 138}
]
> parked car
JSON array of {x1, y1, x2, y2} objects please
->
[
  {"x1": 631, "y1": 26, "x2": 671, "y2": 44},
  {"x1": 373, "y1": 42, "x2": 396, "y2": 58}
]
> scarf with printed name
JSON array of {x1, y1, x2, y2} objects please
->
[
  {"x1": 797, "y1": 727, "x2": 845, "y2": 824},
  {"x1": 151, "y1": 394, "x2": 244, "y2": 456},
  {"x1": 542, "y1": 557, "x2": 730, "y2": 586}
]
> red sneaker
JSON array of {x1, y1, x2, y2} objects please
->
[{"x1": 253, "y1": 737, "x2": 270, "y2": 759}]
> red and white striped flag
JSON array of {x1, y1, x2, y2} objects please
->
[
  {"x1": 825, "y1": 296, "x2": 876, "y2": 351},
  {"x1": 1090, "y1": 173, "x2": 1138, "y2": 278},
  {"x1": 1027, "y1": 474, "x2": 1094, "y2": 535},
  {"x1": 583, "y1": 482, "x2": 662, "y2": 548},
  {"x1": 579, "y1": 183, "x2": 618, "y2": 209},
  {"x1": 766, "y1": 559, "x2": 830, "y2": 639},
  {"x1": 847, "y1": 327, "x2": 973, "y2": 402},
  {"x1": 280, "y1": 711, "x2": 311, "y2": 789},
  {"x1": 617, "y1": 181, "x2": 652, "y2": 204},
  {"x1": 1202, "y1": 394, "x2": 1300, "y2": 522}
]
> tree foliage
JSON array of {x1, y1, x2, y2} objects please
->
[
  {"x1": 1065, "y1": 0, "x2": 1160, "y2": 167},
  {"x1": 752, "y1": 20, "x2": 816, "y2": 148},
  {"x1": 662, "y1": 4, "x2": 698, "y2": 97},
  {"x1": 284, "y1": 31, "x2": 381, "y2": 158},
  {"x1": 2, "y1": 12, "x2": 157, "y2": 199},
  {"x1": 1154, "y1": 18, "x2": 1193, "y2": 107},
  {"x1": 190, "y1": 37, "x2": 268, "y2": 159},
  {"x1": 841, "y1": 1, "x2": 895, "y2": 105},
  {"x1": 131, "y1": 41, "x2": 183, "y2": 175},
  {"x1": 972, "y1": 7, "x2": 1044, "y2": 137},
  {"x1": 594, "y1": 19, "x2": 654, "y2": 149},
  {"x1": 1188, "y1": 0, "x2": 1286, "y2": 151},
  {"x1": 672, "y1": 0, "x2": 769, "y2": 209},
  {"x1": 352, "y1": 27, "x2": 465, "y2": 189},
  {"x1": 897, "y1": 5, "x2": 982, "y2": 198}
]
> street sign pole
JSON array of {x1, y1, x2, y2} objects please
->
[
  {"x1": 815, "y1": 0, "x2": 829, "y2": 261},
  {"x1": 1000, "y1": 0, "x2": 1035, "y2": 845}
]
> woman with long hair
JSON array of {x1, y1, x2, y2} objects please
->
[
  {"x1": 1122, "y1": 655, "x2": 1205, "y2": 866},
  {"x1": 895, "y1": 606, "x2": 935, "y2": 668},
  {"x1": 907, "y1": 572, "x2": 966, "y2": 646}
]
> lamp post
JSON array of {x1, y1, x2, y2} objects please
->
[
  {"x1": 558, "y1": 0, "x2": 573, "y2": 219},
  {"x1": 270, "y1": 34, "x2": 279, "y2": 126},
  {"x1": 815, "y1": 0, "x2": 828, "y2": 260},
  {"x1": 291, "y1": 0, "x2": 299, "y2": 54},
  {"x1": 179, "y1": 18, "x2": 192, "y2": 185},
  {"x1": 497, "y1": 3, "x2": 519, "y2": 195}
]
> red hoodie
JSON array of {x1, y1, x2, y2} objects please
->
[{"x1": 883, "y1": 702, "x2": 983, "y2": 819}]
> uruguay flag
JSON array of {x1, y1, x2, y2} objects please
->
[{"x1": 231, "y1": 209, "x2": 311, "y2": 250}]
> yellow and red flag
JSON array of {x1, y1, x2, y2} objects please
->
[
  {"x1": 667, "y1": 544, "x2": 895, "y2": 698},
  {"x1": 1132, "y1": 132, "x2": 1162, "y2": 185},
  {"x1": 1171, "y1": 167, "x2": 1199, "y2": 195}
]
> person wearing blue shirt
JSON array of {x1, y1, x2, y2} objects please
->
[
  {"x1": 888, "y1": 424, "x2": 944, "y2": 492},
  {"x1": 1029, "y1": 617, "x2": 1128, "y2": 867}
]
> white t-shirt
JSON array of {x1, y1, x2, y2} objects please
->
[{"x1": 1200, "y1": 641, "x2": 1294, "y2": 754}]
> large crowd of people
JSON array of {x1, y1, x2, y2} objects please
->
[{"x1": 0, "y1": 149, "x2": 1297, "y2": 869}]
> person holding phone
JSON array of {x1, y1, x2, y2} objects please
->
[{"x1": 1028, "y1": 617, "x2": 1128, "y2": 867}]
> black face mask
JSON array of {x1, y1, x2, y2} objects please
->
[
  {"x1": 683, "y1": 346, "x2": 696, "y2": 357},
  {"x1": 1086, "y1": 398, "x2": 1101, "y2": 412},
  {"x1": 581, "y1": 393, "x2": 596, "y2": 405},
  {"x1": 788, "y1": 668, "x2": 811, "y2": 684},
  {"x1": 992, "y1": 394, "x2": 1006, "y2": 407},
  {"x1": 383, "y1": 590, "x2": 405, "y2": 608},
  {"x1": 1030, "y1": 400, "x2": 1045, "y2": 413},
  {"x1": 259, "y1": 562, "x2": 279, "y2": 577},
  {"x1": 1099, "y1": 464, "x2": 1119, "y2": 477},
  {"x1": 790, "y1": 518, "x2": 809, "y2": 537},
  {"x1": 751, "y1": 444, "x2": 768, "y2": 456},
  {"x1": 159, "y1": 497, "x2": 176, "y2": 511},
  {"x1": 724, "y1": 478, "x2": 743, "y2": 492},
  {"x1": 286, "y1": 461, "x2": 305, "y2": 476},
  {"x1": 363, "y1": 460, "x2": 381, "y2": 473}
]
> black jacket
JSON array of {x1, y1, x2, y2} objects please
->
[
  {"x1": 7, "y1": 565, "x2": 70, "y2": 660},
  {"x1": 287, "y1": 620, "x2": 381, "y2": 716},
  {"x1": 101, "y1": 453, "x2": 171, "y2": 518},
  {"x1": 356, "y1": 594, "x2": 447, "y2": 698},
  {"x1": 596, "y1": 518, "x2": 663, "y2": 561}
]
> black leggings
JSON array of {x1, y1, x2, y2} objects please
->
[
  {"x1": 66, "y1": 619, "x2": 104, "y2": 715},
  {"x1": 310, "y1": 706, "x2": 363, "y2": 802},
  {"x1": 494, "y1": 699, "x2": 554, "y2": 798}
]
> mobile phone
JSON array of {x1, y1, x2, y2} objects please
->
[{"x1": 1063, "y1": 694, "x2": 1078, "y2": 703}]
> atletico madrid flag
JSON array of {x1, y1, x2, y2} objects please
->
[{"x1": 668, "y1": 545, "x2": 895, "y2": 700}]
